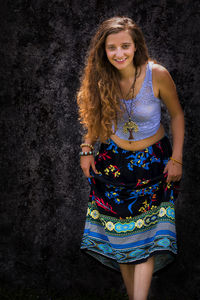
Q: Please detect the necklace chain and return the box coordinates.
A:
[117,66,139,142]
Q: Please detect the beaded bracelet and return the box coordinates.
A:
[170,157,183,165]
[79,150,94,156]
[80,143,94,150]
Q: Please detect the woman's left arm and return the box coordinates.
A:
[155,65,185,183]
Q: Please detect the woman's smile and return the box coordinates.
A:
[114,57,128,63]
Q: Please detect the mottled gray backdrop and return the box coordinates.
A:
[0,0,200,299]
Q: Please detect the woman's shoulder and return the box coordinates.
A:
[149,60,168,72]
[149,60,171,83]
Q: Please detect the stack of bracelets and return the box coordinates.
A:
[80,143,95,156]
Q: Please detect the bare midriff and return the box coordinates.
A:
[110,123,165,151]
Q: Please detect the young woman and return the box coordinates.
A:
[77,16,184,300]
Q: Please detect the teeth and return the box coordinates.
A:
[115,58,126,62]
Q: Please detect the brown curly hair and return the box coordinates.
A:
[77,16,151,143]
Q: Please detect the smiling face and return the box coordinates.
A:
[105,30,137,72]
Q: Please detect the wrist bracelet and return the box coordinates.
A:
[170,157,183,165]
[80,143,94,150]
[80,150,94,156]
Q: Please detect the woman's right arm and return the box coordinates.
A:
[80,138,99,178]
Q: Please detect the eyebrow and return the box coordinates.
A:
[106,42,132,46]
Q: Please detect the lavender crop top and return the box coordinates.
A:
[112,61,161,141]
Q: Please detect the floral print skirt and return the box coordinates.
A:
[80,135,180,274]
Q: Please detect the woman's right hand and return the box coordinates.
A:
[80,147,99,178]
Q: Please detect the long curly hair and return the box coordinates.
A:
[77,16,150,143]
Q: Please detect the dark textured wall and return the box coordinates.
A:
[0,0,200,298]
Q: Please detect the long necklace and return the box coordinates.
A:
[117,66,139,141]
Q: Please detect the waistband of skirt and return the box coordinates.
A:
[103,133,169,152]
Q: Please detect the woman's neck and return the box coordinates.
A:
[118,63,136,81]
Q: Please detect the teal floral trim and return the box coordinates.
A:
[87,201,175,235]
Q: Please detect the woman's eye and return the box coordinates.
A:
[122,45,129,49]
[108,46,115,50]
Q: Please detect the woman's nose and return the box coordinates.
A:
[115,47,124,57]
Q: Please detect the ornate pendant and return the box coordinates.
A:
[123,117,139,140]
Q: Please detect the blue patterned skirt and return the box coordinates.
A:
[80,135,180,274]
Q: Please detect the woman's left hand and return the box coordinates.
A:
[163,160,182,183]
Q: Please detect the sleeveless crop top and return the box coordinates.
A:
[112,61,161,141]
